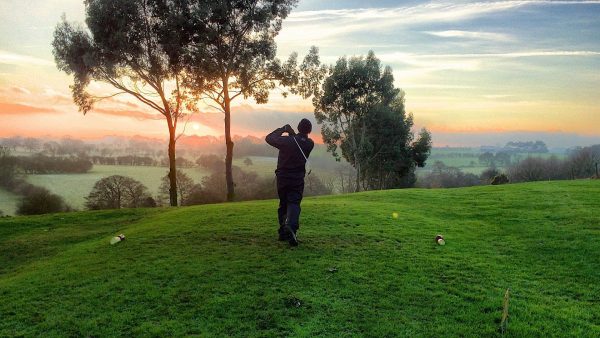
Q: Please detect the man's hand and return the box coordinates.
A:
[283,124,296,135]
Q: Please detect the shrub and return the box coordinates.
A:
[141,196,157,208]
[185,184,224,205]
[568,145,600,178]
[418,161,481,188]
[305,174,333,196]
[16,187,70,215]
[491,174,509,185]
[480,167,500,183]
[508,156,569,182]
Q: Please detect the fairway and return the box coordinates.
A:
[1,181,599,336]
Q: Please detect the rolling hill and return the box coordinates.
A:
[1,181,599,336]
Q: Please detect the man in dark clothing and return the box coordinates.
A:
[265,118,314,246]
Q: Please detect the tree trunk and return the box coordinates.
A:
[168,124,178,206]
[339,169,345,193]
[354,161,361,193]
[223,83,235,202]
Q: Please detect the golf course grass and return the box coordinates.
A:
[1,180,599,337]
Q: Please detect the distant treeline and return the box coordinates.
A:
[89,155,194,167]
[1,135,279,159]
[430,152,478,159]
[418,144,600,188]
[17,155,92,174]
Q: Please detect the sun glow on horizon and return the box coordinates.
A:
[1,0,600,147]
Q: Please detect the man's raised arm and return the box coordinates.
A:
[266,125,294,149]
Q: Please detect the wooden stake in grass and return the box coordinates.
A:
[501,288,510,335]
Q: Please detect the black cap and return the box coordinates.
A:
[298,118,312,134]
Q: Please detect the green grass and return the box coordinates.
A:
[1,181,599,337]
[233,156,278,176]
[0,188,19,215]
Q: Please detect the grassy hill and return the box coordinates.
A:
[1,181,599,337]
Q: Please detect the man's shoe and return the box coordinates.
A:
[278,232,288,241]
[278,226,288,241]
[284,225,298,247]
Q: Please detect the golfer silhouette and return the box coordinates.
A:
[265,119,314,246]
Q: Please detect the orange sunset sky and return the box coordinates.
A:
[1,0,600,147]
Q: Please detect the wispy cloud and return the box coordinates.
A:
[10,86,32,95]
[0,102,55,115]
[424,30,513,41]
[415,50,600,58]
[94,108,163,121]
[374,50,600,79]
[0,50,53,66]
[279,1,600,45]
[280,2,522,43]
[401,84,476,89]
[482,94,513,99]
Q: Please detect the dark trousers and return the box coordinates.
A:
[277,176,304,233]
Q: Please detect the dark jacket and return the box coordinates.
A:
[265,127,314,178]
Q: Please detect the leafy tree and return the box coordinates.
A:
[179,0,303,201]
[315,51,430,190]
[159,170,195,205]
[480,167,500,183]
[478,152,494,166]
[52,0,195,206]
[362,100,432,189]
[243,157,253,166]
[85,175,152,210]
[16,187,71,215]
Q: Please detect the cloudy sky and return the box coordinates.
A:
[1,0,599,146]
